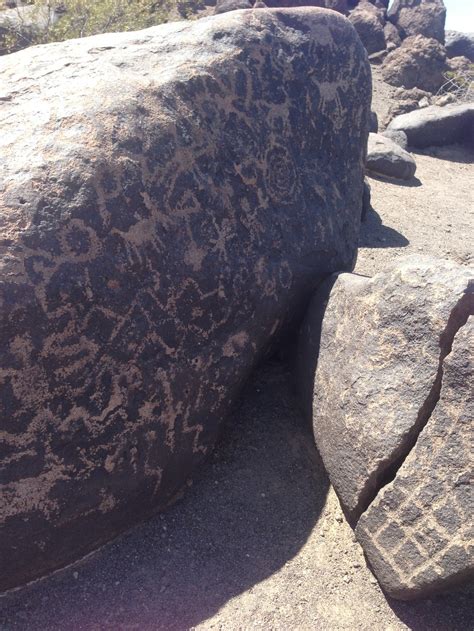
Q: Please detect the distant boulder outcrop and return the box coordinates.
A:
[388,0,446,43]
[381,34,447,92]
[0,7,370,592]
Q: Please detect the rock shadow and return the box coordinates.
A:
[359,206,410,249]
[387,585,474,631]
[0,360,329,631]
[367,172,423,188]
[412,144,474,165]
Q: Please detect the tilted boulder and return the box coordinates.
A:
[381,34,447,92]
[445,30,474,62]
[387,0,446,43]
[0,8,370,592]
[366,132,416,179]
[387,103,474,148]
[349,0,386,54]
[296,256,474,598]
[357,317,474,600]
[297,257,473,521]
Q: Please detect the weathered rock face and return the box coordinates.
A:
[381,34,447,92]
[0,8,370,592]
[264,0,348,11]
[349,1,386,54]
[383,21,401,51]
[356,317,474,600]
[387,104,474,148]
[387,0,446,43]
[366,132,416,179]
[296,256,474,599]
[381,128,408,149]
[214,0,252,14]
[445,30,474,62]
[297,257,473,522]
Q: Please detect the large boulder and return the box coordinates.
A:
[296,256,473,599]
[0,8,370,592]
[357,317,474,600]
[366,132,416,179]
[349,0,386,55]
[445,31,474,63]
[387,0,446,43]
[381,34,447,92]
[387,103,474,148]
[297,257,473,522]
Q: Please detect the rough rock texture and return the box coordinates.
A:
[264,0,348,12]
[381,34,447,92]
[356,317,474,600]
[366,132,416,179]
[387,103,474,148]
[383,21,401,51]
[349,1,386,54]
[387,0,446,43]
[296,257,473,523]
[446,55,473,75]
[445,30,474,62]
[0,8,370,593]
[381,128,408,149]
[214,0,252,14]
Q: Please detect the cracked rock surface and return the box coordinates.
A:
[356,316,474,600]
[296,255,473,598]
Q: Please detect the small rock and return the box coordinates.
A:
[366,132,416,179]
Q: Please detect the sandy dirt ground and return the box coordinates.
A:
[1,71,473,631]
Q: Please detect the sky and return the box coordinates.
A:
[387,0,474,33]
[443,0,474,32]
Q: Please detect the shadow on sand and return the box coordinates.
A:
[359,206,410,249]
[0,361,329,631]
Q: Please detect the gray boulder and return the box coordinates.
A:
[381,34,447,92]
[384,20,402,51]
[366,132,416,179]
[357,316,474,600]
[215,0,252,13]
[0,8,370,592]
[387,103,474,148]
[349,1,387,54]
[445,30,474,62]
[387,0,446,43]
[296,256,473,524]
[381,128,408,149]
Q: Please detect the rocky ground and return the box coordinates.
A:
[1,62,473,631]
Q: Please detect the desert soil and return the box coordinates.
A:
[0,69,473,631]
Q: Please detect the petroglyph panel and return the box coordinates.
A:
[0,8,370,590]
[356,318,474,599]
